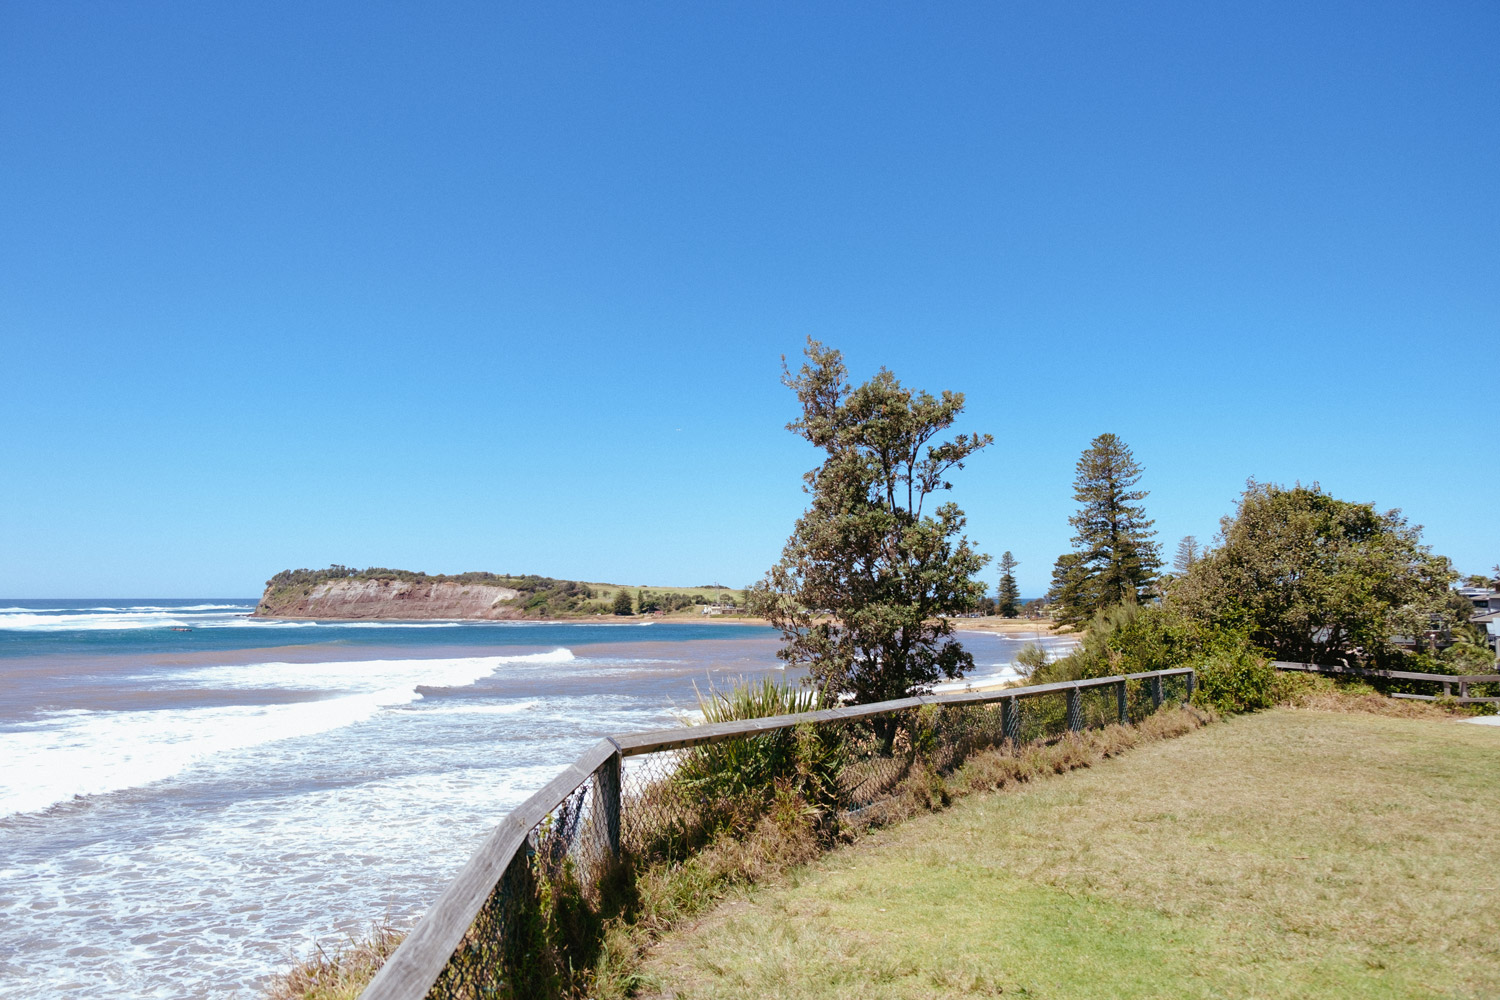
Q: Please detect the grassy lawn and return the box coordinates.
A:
[641,710,1500,1000]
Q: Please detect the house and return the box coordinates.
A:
[1458,587,1500,656]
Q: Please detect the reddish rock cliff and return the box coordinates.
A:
[254,578,525,620]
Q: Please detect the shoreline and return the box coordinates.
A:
[247,612,772,625]
[246,612,1061,634]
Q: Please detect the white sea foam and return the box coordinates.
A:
[415,699,543,716]
[0,611,202,631]
[0,650,576,819]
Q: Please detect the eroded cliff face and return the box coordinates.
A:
[254,578,525,620]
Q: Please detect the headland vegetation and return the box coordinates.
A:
[253,566,759,622]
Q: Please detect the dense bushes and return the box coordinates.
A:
[1192,648,1279,715]
[1034,603,1276,715]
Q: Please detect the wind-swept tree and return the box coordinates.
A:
[996,551,1021,617]
[754,340,992,705]
[1047,433,1161,626]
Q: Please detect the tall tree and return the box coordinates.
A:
[1172,481,1459,664]
[1048,433,1161,626]
[611,587,633,615]
[996,551,1021,618]
[1173,535,1200,575]
[754,340,992,705]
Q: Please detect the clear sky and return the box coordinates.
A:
[2,2,1496,598]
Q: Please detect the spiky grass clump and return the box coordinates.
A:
[674,679,845,807]
[264,925,403,1000]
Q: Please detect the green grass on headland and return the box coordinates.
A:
[641,708,1500,1000]
[257,564,753,619]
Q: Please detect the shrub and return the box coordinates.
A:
[1015,643,1048,677]
[1192,648,1277,715]
[674,679,845,809]
[1035,604,1276,718]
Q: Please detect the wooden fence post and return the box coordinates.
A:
[593,751,622,857]
[1066,687,1082,732]
[1117,680,1128,725]
[1002,696,1019,744]
[1151,674,1163,710]
[1185,670,1195,704]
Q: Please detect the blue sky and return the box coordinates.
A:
[2,2,1496,598]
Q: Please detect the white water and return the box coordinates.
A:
[0,608,1070,999]
[0,651,576,818]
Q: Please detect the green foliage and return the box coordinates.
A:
[632,590,704,614]
[1191,648,1278,715]
[996,551,1021,618]
[1170,481,1460,665]
[1047,434,1162,627]
[675,679,845,809]
[757,340,993,704]
[1442,638,1498,673]
[1033,603,1272,716]
[611,587,634,615]
[1014,643,1048,677]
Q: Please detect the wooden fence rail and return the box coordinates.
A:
[358,666,1194,1000]
[1273,661,1500,704]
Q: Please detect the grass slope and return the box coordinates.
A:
[642,710,1500,1000]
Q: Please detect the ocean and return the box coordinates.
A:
[0,599,1071,998]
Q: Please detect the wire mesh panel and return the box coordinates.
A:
[1017,689,1067,744]
[621,747,702,861]
[421,766,617,1000]
[426,842,552,1000]
[1162,671,1190,707]
[1076,685,1112,730]
[365,669,1194,1000]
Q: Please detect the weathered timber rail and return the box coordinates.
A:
[358,667,1195,1000]
[1273,661,1500,704]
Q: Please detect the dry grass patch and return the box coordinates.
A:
[264,925,402,1000]
[1276,672,1491,721]
[642,709,1500,1000]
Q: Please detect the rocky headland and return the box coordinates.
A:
[253,576,526,620]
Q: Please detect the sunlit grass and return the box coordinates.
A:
[642,709,1500,999]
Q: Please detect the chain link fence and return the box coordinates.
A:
[359,668,1194,1000]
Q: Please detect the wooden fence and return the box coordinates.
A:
[358,666,1196,1000]
[1273,661,1500,704]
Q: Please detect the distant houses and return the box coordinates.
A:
[1459,586,1500,657]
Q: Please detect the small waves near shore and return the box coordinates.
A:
[0,600,1074,999]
